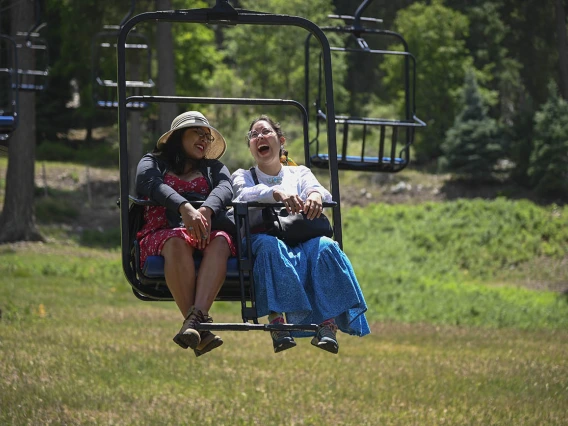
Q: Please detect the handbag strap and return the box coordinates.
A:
[248,167,285,233]
[249,167,259,185]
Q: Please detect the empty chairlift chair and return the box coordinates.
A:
[304,0,425,173]
[0,34,18,151]
[13,17,49,92]
[92,26,154,110]
[92,0,154,110]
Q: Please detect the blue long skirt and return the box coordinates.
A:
[249,234,370,337]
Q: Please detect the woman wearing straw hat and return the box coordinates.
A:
[135,111,235,357]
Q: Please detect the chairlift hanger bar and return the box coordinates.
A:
[125,94,314,182]
[327,14,382,24]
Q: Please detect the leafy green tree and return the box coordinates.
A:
[381,0,473,161]
[439,69,503,181]
[528,82,568,197]
[171,0,224,98]
[221,0,346,106]
[498,0,557,107]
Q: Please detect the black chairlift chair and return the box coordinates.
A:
[92,0,154,110]
[13,0,49,92]
[304,0,425,173]
[116,1,342,334]
[0,34,18,151]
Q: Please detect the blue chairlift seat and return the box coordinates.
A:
[0,115,15,131]
[133,241,249,302]
[311,153,406,172]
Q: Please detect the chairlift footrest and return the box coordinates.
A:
[195,323,319,332]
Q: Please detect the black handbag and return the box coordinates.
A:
[250,167,333,246]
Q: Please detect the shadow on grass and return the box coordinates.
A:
[439,178,567,206]
[79,227,121,249]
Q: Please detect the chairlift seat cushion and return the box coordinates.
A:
[142,255,241,279]
[97,101,149,109]
[0,115,15,130]
[316,154,405,165]
[311,154,407,172]
[140,255,248,301]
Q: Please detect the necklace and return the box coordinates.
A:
[266,176,283,184]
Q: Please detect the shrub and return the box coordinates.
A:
[35,197,80,223]
[440,69,504,181]
[344,199,568,328]
[528,81,568,197]
[79,227,121,248]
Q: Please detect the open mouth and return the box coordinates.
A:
[195,143,205,152]
[258,144,270,153]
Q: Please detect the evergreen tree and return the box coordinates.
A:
[528,82,568,197]
[440,69,503,181]
[380,0,473,161]
[509,94,535,186]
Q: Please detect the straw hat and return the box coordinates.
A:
[156,111,227,159]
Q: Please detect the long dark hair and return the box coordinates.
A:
[153,128,202,175]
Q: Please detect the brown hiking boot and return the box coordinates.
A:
[173,306,209,350]
[194,330,223,357]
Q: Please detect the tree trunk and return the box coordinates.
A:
[0,0,43,243]
[556,0,568,99]
[156,0,177,135]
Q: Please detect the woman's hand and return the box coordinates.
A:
[179,202,209,249]
[304,192,323,220]
[198,206,213,249]
[273,189,304,214]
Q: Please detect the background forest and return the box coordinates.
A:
[3,0,568,201]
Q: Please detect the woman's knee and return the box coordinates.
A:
[162,237,193,259]
[251,234,280,252]
[203,236,231,258]
[317,236,337,251]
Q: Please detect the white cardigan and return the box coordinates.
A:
[231,165,333,229]
[231,165,332,203]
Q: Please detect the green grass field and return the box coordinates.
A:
[1,194,568,425]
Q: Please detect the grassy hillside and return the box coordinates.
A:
[2,159,568,424]
[1,245,567,425]
[344,199,568,328]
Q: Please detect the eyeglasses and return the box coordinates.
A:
[247,128,274,141]
[191,128,214,143]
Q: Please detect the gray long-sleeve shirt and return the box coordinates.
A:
[135,153,233,217]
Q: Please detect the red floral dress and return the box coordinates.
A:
[137,174,236,266]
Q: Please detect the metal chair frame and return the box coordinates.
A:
[0,34,18,150]
[304,0,425,173]
[117,0,341,332]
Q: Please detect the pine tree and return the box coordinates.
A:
[528,81,568,197]
[440,69,503,181]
